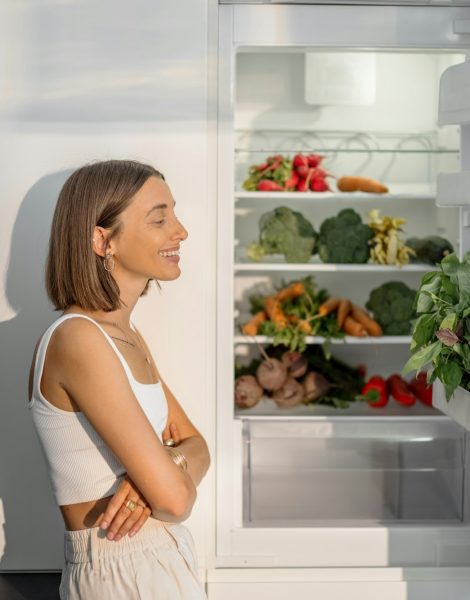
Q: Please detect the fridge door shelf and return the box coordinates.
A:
[242,418,466,526]
[434,380,470,432]
[437,171,470,206]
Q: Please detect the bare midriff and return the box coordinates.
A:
[60,496,113,531]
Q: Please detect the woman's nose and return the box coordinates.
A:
[174,218,188,242]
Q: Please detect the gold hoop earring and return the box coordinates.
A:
[103,252,115,273]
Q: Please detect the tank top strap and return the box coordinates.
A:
[32,313,134,404]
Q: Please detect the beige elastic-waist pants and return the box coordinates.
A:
[59,517,207,599]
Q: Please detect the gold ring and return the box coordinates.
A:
[137,501,146,509]
[125,499,137,512]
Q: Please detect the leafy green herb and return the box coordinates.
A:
[403,253,470,400]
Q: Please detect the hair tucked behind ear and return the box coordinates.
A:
[46,159,164,311]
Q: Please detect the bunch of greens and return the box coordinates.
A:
[247,206,318,264]
[247,276,342,352]
[403,253,470,400]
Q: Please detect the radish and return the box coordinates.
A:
[273,377,305,408]
[235,375,263,409]
[296,178,308,192]
[307,154,323,168]
[310,177,329,192]
[256,358,287,391]
[257,179,284,192]
[293,154,308,170]
[284,171,299,191]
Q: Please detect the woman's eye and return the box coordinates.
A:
[154,219,166,225]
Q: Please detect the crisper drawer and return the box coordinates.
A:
[243,419,467,526]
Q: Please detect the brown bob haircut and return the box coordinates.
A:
[46,159,164,312]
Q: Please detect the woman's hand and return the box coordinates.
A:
[162,421,181,446]
[99,422,180,541]
[99,476,151,541]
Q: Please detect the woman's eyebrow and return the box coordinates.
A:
[146,200,176,217]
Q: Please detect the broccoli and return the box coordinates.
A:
[247,206,318,263]
[318,208,373,264]
[366,281,417,335]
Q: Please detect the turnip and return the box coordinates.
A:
[281,351,308,379]
[256,358,287,392]
[235,375,263,409]
[272,377,305,408]
[303,371,331,402]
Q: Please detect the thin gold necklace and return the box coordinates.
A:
[99,320,152,366]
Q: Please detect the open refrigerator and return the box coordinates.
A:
[214,2,470,597]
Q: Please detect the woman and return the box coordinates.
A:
[28,160,210,599]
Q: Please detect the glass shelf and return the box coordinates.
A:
[235,148,459,155]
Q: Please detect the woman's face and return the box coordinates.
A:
[111,176,188,283]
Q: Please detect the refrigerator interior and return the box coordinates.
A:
[233,48,469,528]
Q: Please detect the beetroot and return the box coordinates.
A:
[281,351,308,378]
[256,358,287,391]
[235,375,263,409]
[273,377,305,408]
[303,372,331,402]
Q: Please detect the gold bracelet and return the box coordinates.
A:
[165,446,188,472]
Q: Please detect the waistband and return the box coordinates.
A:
[64,518,185,570]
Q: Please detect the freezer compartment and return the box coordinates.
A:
[243,419,466,526]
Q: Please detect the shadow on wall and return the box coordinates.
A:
[0,170,72,570]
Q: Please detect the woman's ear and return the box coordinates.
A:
[92,226,109,258]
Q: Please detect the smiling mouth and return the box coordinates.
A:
[159,250,180,258]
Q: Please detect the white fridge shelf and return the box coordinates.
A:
[234,335,412,345]
[235,397,441,419]
[234,261,433,273]
[235,184,437,202]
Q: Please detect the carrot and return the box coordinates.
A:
[287,314,312,334]
[242,311,267,336]
[317,297,341,317]
[264,297,289,329]
[351,305,383,336]
[276,282,305,303]
[343,316,367,337]
[337,176,388,194]
[337,299,352,328]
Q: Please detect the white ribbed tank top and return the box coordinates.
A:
[29,313,168,505]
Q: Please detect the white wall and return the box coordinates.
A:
[0,0,216,574]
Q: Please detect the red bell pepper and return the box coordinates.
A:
[387,374,417,406]
[408,372,433,406]
[362,375,388,408]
